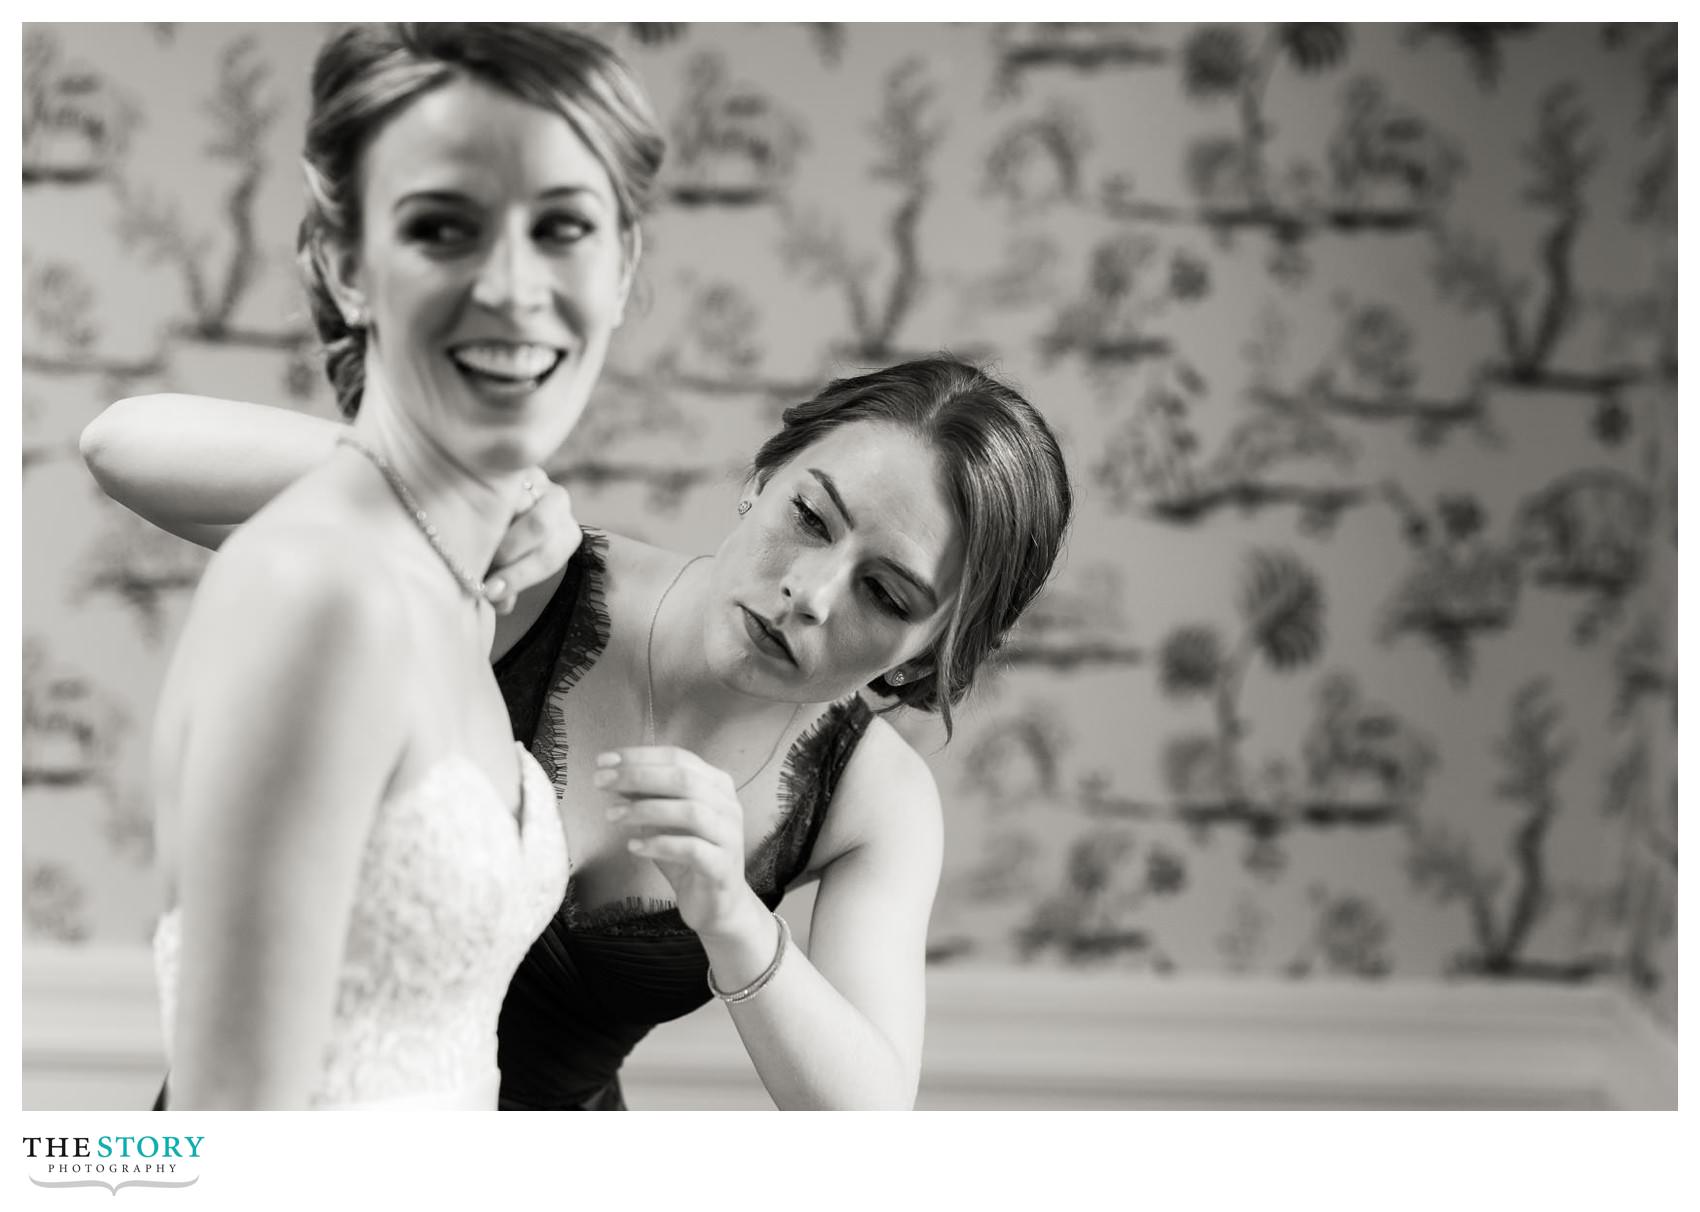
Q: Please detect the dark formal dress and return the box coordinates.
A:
[491,531,874,1110]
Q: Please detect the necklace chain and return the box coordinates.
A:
[339,435,487,600]
[644,555,804,794]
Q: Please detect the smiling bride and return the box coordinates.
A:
[141,23,661,1109]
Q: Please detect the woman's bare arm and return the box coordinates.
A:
[80,394,344,550]
[712,721,942,1108]
[604,718,941,1108]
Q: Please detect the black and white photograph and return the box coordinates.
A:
[17,16,1678,1141]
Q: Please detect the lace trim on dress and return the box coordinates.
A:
[746,696,874,895]
[566,895,691,937]
[530,530,612,792]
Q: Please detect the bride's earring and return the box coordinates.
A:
[737,500,752,516]
[888,669,906,686]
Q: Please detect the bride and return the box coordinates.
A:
[147,24,661,1108]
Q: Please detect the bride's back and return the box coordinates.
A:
[149,465,567,1108]
[149,463,514,904]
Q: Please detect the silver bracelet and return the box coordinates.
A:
[707,912,791,1005]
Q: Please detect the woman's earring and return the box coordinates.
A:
[344,305,366,330]
[737,500,752,516]
[888,669,906,686]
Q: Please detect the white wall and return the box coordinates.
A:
[23,945,1674,1111]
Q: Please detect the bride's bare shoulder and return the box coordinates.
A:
[194,513,404,639]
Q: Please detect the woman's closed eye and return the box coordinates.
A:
[791,494,828,539]
[867,579,910,619]
[792,495,911,619]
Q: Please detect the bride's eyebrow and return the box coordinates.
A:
[536,185,608,208]
[392,184,608,212]
[393,189,474,212]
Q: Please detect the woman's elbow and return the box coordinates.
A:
[865,1090,919,1111]
[829,1085,916,1111]
[841,1059,921,1110]
[778,1056,918,1110]
[78,397,141,489]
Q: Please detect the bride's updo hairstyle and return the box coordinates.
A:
[749,357,1074,741]
[297,23,664,417]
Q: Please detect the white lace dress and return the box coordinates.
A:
[153,743,567,1109]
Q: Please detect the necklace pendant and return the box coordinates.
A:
[338,434,486,601]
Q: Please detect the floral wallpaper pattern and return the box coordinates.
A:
[21,23,1676,1027]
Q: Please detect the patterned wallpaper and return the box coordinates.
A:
[21,23,1676,1026]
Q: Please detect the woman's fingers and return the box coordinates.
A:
[608,796,721,838]
[598,749,762,935]
[489,510,540,571]
[595,760,694,798]
[596,747,735,792]
[488,473,581,599]
[595,750,742,850]
[485,547,555,613]
[625,833,720,867]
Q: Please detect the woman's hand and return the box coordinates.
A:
[593,747,765,942]
[595,729,943,1108]
[483,470,581,615]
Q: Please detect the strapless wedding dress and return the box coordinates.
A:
[153,743,567,1109]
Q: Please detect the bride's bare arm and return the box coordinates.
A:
[80,394,342,550]
[167,532,405,1108]
[80,393,584,651]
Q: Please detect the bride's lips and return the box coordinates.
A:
[740,606,796,666]
[445,340,568,398]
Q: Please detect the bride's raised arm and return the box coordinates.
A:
[81,393,581,630]
[81,393,341,550]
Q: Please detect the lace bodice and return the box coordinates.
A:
[153,743,567,1109]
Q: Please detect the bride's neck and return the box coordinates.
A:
[347,387,516,589]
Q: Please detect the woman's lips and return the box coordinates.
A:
[740,606,795,666]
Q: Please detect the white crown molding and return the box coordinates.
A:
[21,945,1677,1110]
[1598,988,1679,1111]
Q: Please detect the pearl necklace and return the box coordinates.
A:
[338,435,486,600]
[644,556,804,793]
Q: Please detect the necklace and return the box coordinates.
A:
[339,434,486,600]
[644,555,805,793]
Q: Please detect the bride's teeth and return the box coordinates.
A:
[450,343,559,380]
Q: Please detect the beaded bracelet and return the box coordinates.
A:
[707,912,791,1005]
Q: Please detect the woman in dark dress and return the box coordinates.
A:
[84,26,1074,1111]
